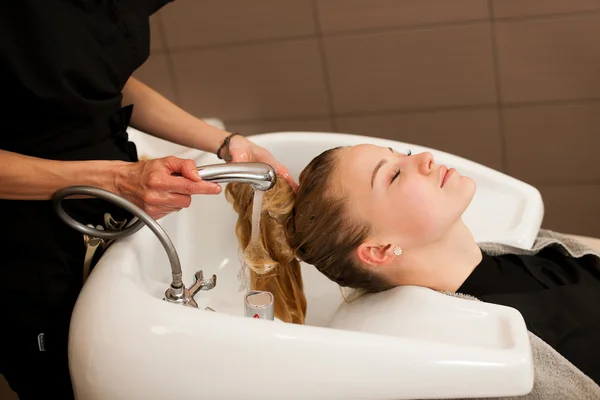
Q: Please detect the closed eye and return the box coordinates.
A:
[391,169,400,184]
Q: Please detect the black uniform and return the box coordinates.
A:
[458,246,600,385]
[0,1,170,398]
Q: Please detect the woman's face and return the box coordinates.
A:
[336,144,476,249]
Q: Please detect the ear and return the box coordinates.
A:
[356,242,394,267]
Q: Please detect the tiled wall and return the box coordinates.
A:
[135,0,599,239]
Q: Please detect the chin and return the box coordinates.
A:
[458,177,477,209]
[462,176,477,194]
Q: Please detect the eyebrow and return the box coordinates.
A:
[370,148,395,188]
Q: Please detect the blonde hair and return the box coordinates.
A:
[225,176,307,324]
[225,147,394,324]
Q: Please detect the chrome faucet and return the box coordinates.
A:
[194,162,277,191]
[52,161,277,309]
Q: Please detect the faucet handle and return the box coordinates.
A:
[193,270,204,283]
[188,270,217,296]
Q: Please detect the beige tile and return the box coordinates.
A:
[496,15,600,103]
[161,0,316,49]
[149,14,165,52]
[132,54,177,103]
[226,117,333,135]
[171,39,329,120]
[318,0,488,34]
[324,23,497,114]
[503,103,600,183]
[336,108,503,170]
[537,184,600,237]
[493,0,600,18]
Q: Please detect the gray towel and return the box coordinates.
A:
[439,229,600,399]
[342,230,600,399]
[439,292,600,400]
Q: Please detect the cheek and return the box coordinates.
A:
[392,183,448,238]
[446,176,477,214]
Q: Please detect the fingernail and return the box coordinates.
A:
[215,185,222,194]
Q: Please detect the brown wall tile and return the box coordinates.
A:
[171,39,329,120]
[161,0,316,49]
[318,0,488,34]
[336,108,503,170]
[149,14,165,52]
[226,117,333,136]
[503,103,600,183]
[152,2,600,239]
[537,184,600,237]
[133,54,177,103]
[493,0,600,19]
[496,15,600,103]
[324,23,497,114]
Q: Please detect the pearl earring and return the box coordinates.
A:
[393,246,403,256]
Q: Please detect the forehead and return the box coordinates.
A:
[332,145,388,217]
[336,144,386,188]
[338,144,384,171]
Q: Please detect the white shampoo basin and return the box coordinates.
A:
[69,132,542,400]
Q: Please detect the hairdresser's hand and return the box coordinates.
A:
[226,135,298,192]
[112,156,222,220]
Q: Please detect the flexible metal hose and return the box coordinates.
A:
[52,185,183,289]
[51,163,276,294]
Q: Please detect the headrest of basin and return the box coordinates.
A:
[327,285,500,347]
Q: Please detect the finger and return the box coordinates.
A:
[164,157,222,194]
[165,177,222,196]
[162,156,201,181]
[157,193,193,209]
[153,160,220,195]
[274,164,298,192]
[284,173,298,193]
[152,212,170,221]
[138,189,192,211]
[145,204,183,220]
[178,159,202,182]
[147,172,222,196]
[144,168,222,196]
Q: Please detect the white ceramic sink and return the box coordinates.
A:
[68,132,542,400]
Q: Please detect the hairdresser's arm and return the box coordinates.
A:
[0,149,125,200]
[122,77,298,190]
[0,149,221,219]
[121,76,229,154]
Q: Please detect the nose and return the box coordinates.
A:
[416,151,435,175]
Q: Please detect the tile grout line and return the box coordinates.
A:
[161,8,600,56]
[218,96,600,125]
[310,0,338,131]
[168,34,317,54]
[155,13,182,106]
[488,0,508,174]
[491,8,600,23]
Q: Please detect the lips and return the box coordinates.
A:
[440,166,454,187]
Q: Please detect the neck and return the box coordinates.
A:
[390,220,482,292]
